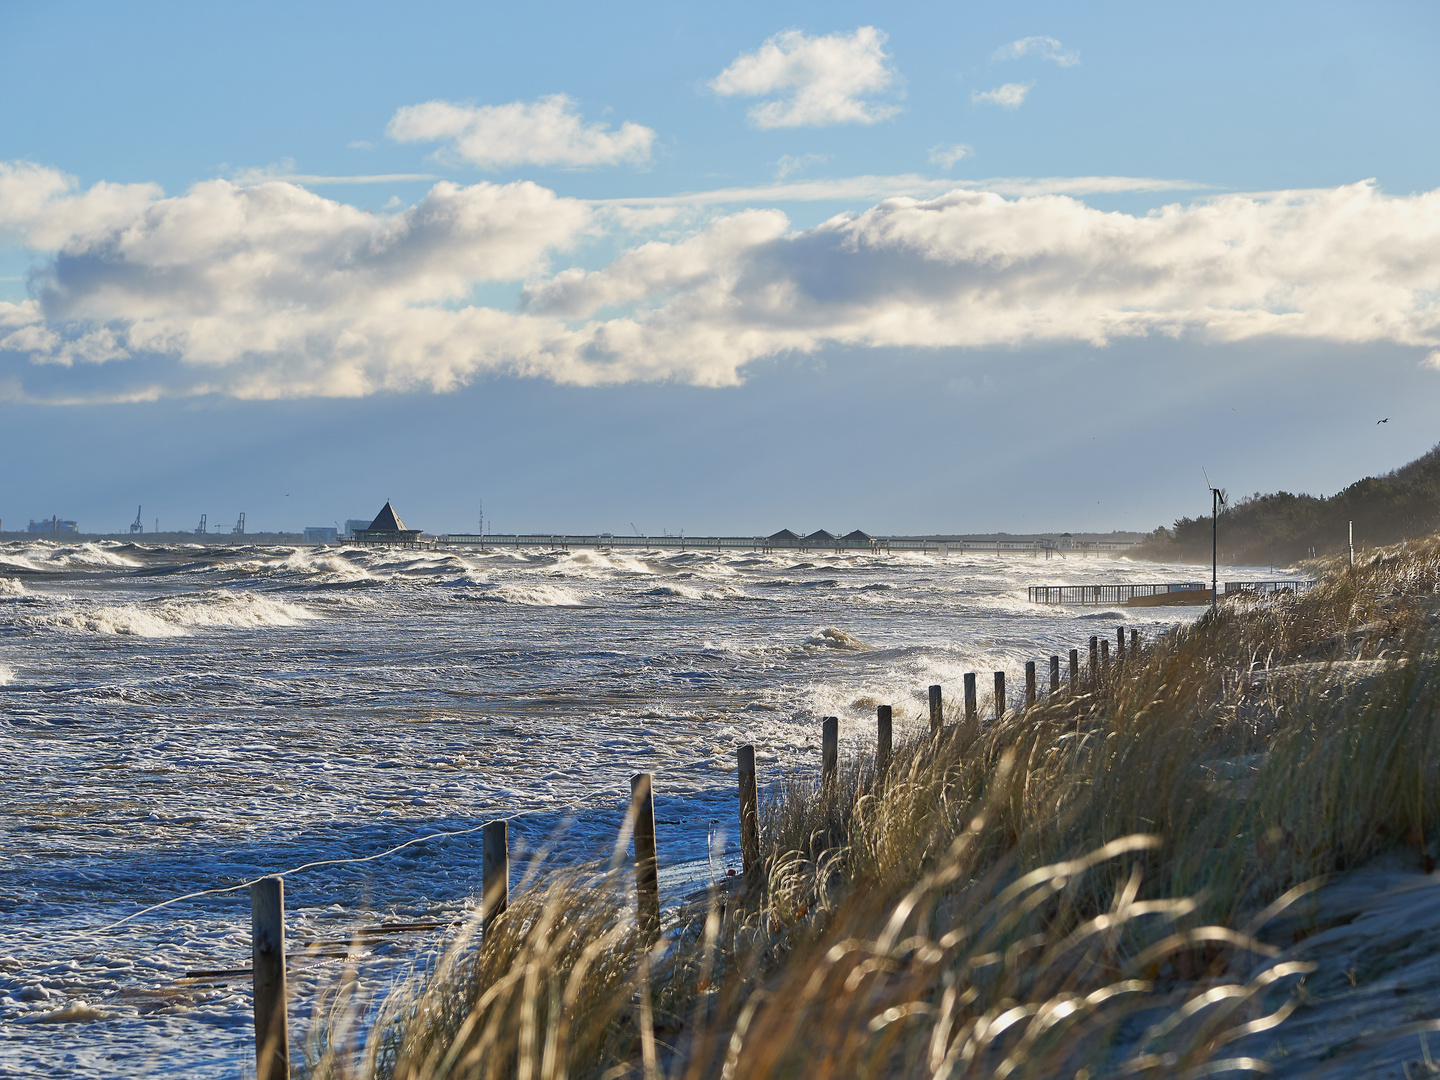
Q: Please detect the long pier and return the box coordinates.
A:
[423,534,1142,556]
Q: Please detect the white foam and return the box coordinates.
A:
[469,583,587,607]
[804,627,871,650]
[32,592,317,637]
[0,578,24,596]
[0,663,14,685]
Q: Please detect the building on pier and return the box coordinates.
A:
[351,501,424,545]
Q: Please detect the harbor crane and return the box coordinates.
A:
[194,514,207,536]
[130,506,143,534]
[232,512,245,535]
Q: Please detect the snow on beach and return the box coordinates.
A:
[0,539,1297,1077]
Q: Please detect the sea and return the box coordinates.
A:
[0,539,1296,1077]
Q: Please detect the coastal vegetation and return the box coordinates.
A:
[306,537,1440,1078]
[1135,442,1440,566]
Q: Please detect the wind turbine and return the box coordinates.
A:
[1203,468,1227,613]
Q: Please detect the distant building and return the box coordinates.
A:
[351,501,424,545]
[843,530,873,545]
[768,529,800,542]
[804,529,837,545]
[28,517,79,534]
[343,519,370,538]
[303,526,339,544]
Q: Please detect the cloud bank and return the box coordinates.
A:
[711,27,899,128]
[386,95,655,169]
[3,161,1440,402]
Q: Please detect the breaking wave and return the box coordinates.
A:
[0,578,24,596]
[804,627,871,650]
[462,583,587,607]
[644,584,747,601]
[0,663,13,685]
[29,592,317,637]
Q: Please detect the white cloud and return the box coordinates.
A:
[774,153,830,179]
[232,162,441,186]
[5,164,1440,403]
[993,36,1079,66]
[710,27,899,128]
[928,144,972,170]
[386,94,655,170]
[972,82,1034,109]
[1425,350,1440,371]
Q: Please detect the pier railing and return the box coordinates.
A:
[1028,582,1207,606]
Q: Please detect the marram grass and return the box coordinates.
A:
[304,537,1440,1079]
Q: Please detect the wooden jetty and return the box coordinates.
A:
[1029,579,1315,607]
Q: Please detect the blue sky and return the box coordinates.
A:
[2,1,1439,536]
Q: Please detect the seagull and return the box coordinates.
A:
[1378,418,1389,424]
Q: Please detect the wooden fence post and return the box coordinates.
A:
[928,685,943,738]
[1117,626,1126,661]
[1101,639,1110,682]
[1069,649,1080,691]
[994,671,1006,721]
[822,716,838,788]
[630,773,660,943]
[1089,636,1099,687]
[251,876,289,1080]
[481,819,508,933]
[876,706,892,782]
[1131,629,1139,654]
[1050,655,1060,696]
[1025,661,1036,708]
[964,673,977,726]
[736,745,760,893]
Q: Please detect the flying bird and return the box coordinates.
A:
[1378,418,1389,424]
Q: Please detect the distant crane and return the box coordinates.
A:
[232,512,245,535]
[130,506,144,534]
[194,514,207,536]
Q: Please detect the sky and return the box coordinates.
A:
[2,0,1439,537]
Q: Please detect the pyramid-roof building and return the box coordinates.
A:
[367,501,408,532]
[768,528,799,541]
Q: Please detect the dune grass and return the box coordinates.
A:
[304,538,1440,1079]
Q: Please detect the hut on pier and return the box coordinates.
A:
[351,501,424,546]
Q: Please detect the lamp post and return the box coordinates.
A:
[1208,482,1226,613]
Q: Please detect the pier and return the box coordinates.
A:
[423,533,1142,556]
[1028,579,1315,607]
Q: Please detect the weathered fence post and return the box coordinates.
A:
[1089,636,1099,686]
[876,705,892,782]
[1050,655,1060,695]
[481,819,509,933]
[1025,661,1036,707]
[964,673,977,726]
[251,876,289,1080]
[822,716,838,788]
[630,773,660,943]
[928,685,943,738]
[1117,626,1126,660]
[1069,649,1080,690]
[994,671,1006,721]
[1101,638,1110,680]
[736,745,760,894]
[1130,629,1139,654]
